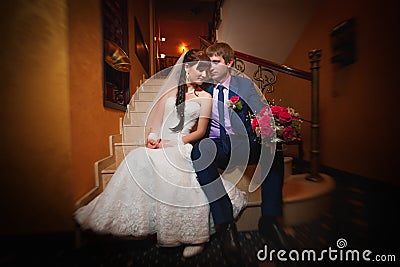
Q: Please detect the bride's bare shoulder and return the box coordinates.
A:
[197,90,212,99]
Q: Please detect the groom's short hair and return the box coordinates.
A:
[206,42,234,64]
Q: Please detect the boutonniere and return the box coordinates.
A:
[227,96,243,111]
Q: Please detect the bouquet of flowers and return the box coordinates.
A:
[251,104,302,143]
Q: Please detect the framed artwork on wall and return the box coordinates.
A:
[102,0,130,111]
[331,17,357,67]
[134,17,150,75]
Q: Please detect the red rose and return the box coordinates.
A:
[282,126,294,140]
[271,106,287,117]
[278,111,293,123]
[230,96,239,103]
[251,117,259,129]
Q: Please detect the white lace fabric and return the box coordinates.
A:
[75,97,247,246]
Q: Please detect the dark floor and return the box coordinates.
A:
[2,167,399,267]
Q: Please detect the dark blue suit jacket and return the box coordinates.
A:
[205,75,267,165]
[194,75,282,220]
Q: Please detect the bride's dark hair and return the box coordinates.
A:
[170,49,210,132]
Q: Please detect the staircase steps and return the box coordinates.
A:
[131,100,153,112]
[282,173,335,226]
[134,91,158,101]
[125,112,147,127]
[122,125,147,144]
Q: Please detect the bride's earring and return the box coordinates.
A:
[186,71,190,83]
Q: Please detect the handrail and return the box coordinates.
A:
[234,51,312,81]
[199,36,311,80]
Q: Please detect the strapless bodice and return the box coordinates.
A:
[160,97,201,140]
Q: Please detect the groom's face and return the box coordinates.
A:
[209,55,231,84]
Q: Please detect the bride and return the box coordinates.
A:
[74,49,247,258]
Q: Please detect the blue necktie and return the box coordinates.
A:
[217,85,226,138]
[217,85,229,156]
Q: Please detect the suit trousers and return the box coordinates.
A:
[191,138,234,225]
[261,147,284,217]
[192,137,284,223]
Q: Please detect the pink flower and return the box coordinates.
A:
[259,116,273,137]
[260,106,270,116]
[260,124,274,137]
[259,115,272,127]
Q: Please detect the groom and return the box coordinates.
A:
[191,42,287,262]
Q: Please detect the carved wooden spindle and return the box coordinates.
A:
[306,49,322,182]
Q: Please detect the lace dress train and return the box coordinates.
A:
[75,97,247,246]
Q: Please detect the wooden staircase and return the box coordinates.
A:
[75,77,335,232]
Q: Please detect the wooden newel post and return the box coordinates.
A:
[306,49,322,182]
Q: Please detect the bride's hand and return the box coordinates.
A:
[181,135,189,144]
[146,138,161,149]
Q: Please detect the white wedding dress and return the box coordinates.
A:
[75,97,247,246]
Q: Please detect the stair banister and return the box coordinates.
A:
[306,49,322,182]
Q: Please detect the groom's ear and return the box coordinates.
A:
[227,59,234,67]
